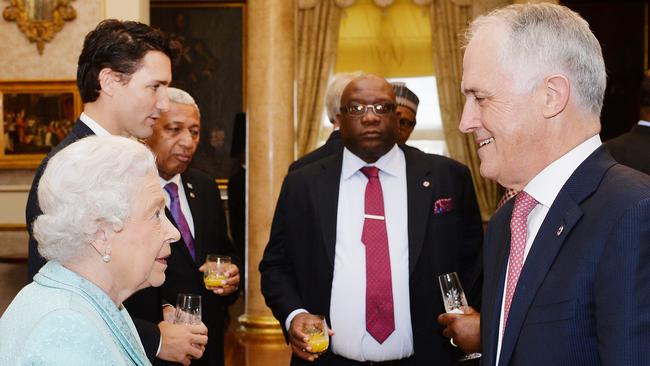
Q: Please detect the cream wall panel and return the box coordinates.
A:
[0,187,29,225]
[104,0,149,24]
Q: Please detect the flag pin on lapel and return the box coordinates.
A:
[189,192,196,198]
[422,181,430,187]
[556,225,564,237]
[187,183,194,189]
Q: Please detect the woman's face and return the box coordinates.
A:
[111,172,180,294]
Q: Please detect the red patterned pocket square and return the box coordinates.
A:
[434,197,453,214]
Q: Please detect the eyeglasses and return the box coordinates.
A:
[341,103,396,116]
[399,118,416,128]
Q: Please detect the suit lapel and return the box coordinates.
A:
[498,193,582,365]
[482,203,513,366]
[316,153,343,268]
[498,147,615,365]
[403,147,434,276]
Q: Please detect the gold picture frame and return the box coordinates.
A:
[0,80,82,169]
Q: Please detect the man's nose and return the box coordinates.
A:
[157,87,171,112]
[459,99,479,134]
[178,129,193,147]
[360,106,381,124]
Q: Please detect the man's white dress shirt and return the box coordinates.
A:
[79,112,111,136]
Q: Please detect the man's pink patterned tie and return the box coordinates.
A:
[502,191,538,334]
[360,166,395,344]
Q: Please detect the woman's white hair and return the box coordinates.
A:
[33,136,157,263]
[466,3,606,117]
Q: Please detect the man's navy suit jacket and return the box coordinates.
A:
[481,147,650,366]
[260,146,484,366]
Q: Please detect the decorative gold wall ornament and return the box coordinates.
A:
[3,0,77,55]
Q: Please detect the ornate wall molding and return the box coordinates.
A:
[3,0,77,55]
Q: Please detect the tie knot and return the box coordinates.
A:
[512,191,538,218]
[360,166,380,179]
[164,182,179,199]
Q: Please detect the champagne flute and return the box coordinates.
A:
[303,315,330,355]
[174,293,202,325]
[438,272,481,361]
[203,254,231,289]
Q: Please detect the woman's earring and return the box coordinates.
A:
[102,246,111,263]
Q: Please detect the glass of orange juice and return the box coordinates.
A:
[203,254,231,290]
[304,315,329,355]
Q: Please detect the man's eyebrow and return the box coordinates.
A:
[461,86,477,95]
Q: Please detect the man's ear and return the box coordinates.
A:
[542,74,570,119]
[98,68,120,97]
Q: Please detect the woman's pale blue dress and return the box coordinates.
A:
[0,261,151,365]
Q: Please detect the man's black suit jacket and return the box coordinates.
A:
[260,146,483,366]
[124,168,239,366]
[289,130,343,171]
[24,120,161,359]
[605,123,650,175]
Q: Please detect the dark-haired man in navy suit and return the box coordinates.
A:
[450,3,650,365]
[260,74,483,366]
[25,19,207,365]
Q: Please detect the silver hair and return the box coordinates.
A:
[326,71,365,122]
[466,3,606,116]
[33,136,157,263]
[167,87,200,115]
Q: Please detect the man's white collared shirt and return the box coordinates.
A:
[329,144,414,361]
[79,112,111,137]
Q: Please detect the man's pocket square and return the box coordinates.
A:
[434,198,453,214]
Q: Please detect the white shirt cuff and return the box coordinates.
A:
[285,308,308,331]
[156,336,162,356]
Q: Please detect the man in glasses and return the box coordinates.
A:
[391,82,420,145]
[260,74,483,365]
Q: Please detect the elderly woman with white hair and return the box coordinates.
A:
[0,136,204,365]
